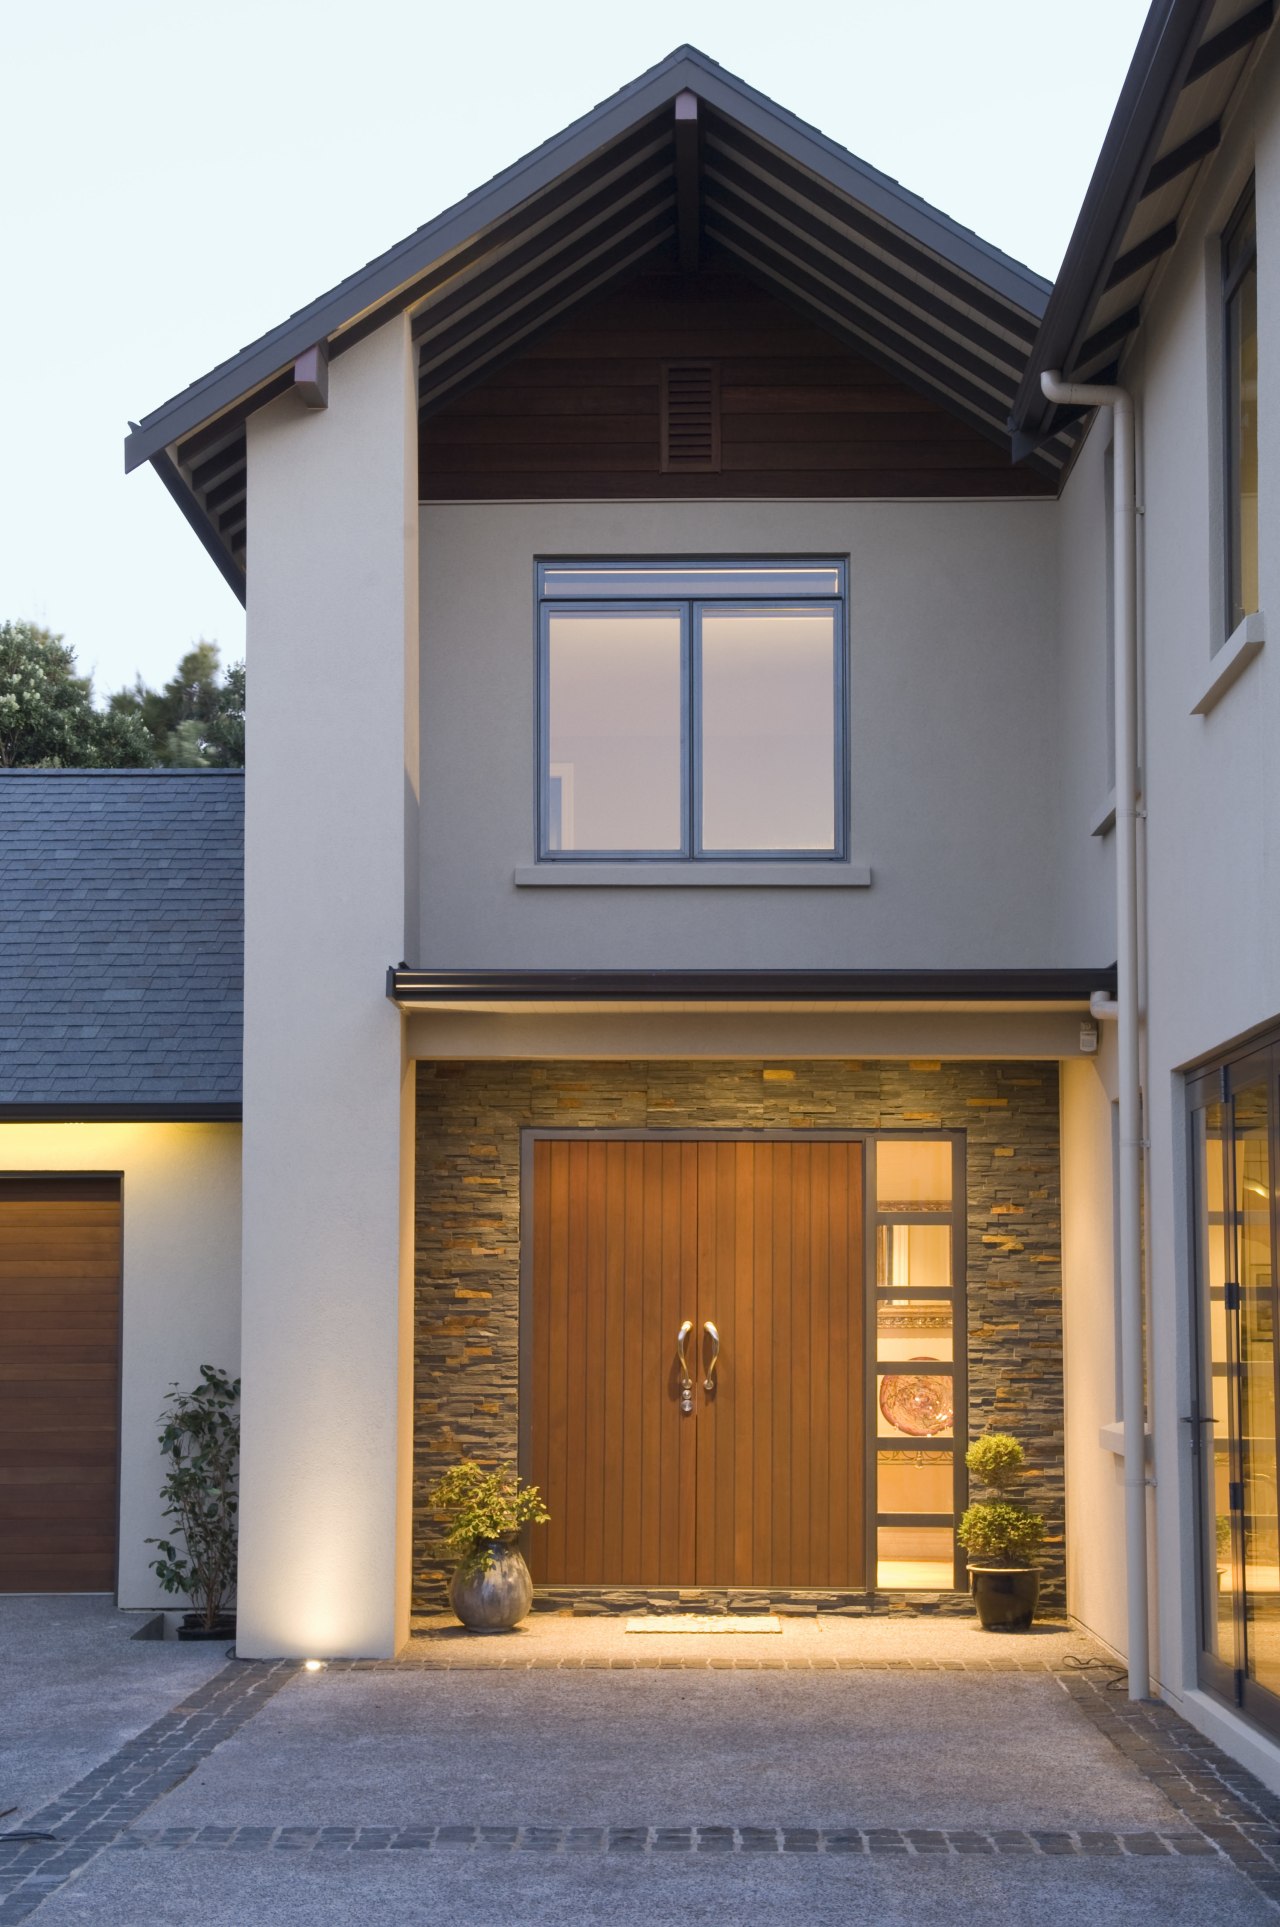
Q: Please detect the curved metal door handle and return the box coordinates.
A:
[676,1319,695,1413]
[703,1320,721,1394]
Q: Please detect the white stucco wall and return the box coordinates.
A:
[1059,1052,1130,1656]
[417,499,1073,971]
[1136,36,1280,1733]
[1054,417,1118,965]
[239,314,419,1658]
[1043,30,1280,1774]
[0,1121,241,1608]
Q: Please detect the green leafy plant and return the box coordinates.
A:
[1217,1513,1232,1561]
[958,1431,1045,1568]
[146,1366,240,1629]
[427,1461,549,1576]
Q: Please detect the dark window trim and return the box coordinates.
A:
[1188,1025,1280,1742]
[866,1132,969,1591]
[535,557,849,865]
[1222,177,1258,644]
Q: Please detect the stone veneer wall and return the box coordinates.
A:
[414,1060,1063,1610]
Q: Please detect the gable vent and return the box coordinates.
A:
[660,360,721,473]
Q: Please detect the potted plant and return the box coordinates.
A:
[428,1460,549,1632]
[146,1365,240,1641]
[958,1431,1045,1631]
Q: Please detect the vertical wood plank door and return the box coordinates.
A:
[527,1137,864,1589]
[694,1140,865,1588]
[528,1139,698,1586]
[0,1179,121,1592]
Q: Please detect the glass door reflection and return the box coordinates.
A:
[1236,1082,1280,1695]
[1193,1050,1280,1732]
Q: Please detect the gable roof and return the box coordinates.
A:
[1013,0,1277,453]
[0,772,243,1118]
[125,45,1066,603]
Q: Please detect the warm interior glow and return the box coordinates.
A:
[876,1140,952,1210]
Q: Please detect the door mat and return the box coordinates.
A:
[625,1614,783,1634]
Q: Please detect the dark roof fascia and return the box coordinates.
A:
[149,450,248,605]
[125,47,1050,479]
[1010,0,1218,455]
[0,1103,242,1123]
[388,966,1116,1005]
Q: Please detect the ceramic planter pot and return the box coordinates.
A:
[969,1565,1041,1631]
[448,1542,533,1631]
[177,1613,236,1642]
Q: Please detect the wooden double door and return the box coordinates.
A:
[526,1136,865,1589]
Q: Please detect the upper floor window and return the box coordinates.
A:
[1224,181,1259,637]
[537,560,847,860]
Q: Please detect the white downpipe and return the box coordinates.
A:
[1042,370,1149,1701]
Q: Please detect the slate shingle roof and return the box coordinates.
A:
[0,772,243,1113]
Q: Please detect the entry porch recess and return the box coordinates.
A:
[520,1127,968,1609]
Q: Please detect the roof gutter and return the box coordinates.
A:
[387,966,1118,1006]
[1041,368,1149,1704]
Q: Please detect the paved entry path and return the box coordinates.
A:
[4,1605,1280,1924]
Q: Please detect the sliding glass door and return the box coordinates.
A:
[1192,1043,1280,1731]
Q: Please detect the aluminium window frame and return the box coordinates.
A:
[1221,177,1258,644]
[1188,1033,1280,1742]
[535,557,850,864]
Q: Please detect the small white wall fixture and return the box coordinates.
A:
[238,316,419,1658]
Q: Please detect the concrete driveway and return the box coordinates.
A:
[3,1602,1279,1925]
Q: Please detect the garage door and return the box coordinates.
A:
[0,1178,121,1591]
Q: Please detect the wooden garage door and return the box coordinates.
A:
[527,1137,865,1589]
[0,1178,121,1591]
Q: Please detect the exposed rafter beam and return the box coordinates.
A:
[674,90,700,271]
[150,451,246,604]
[1186,0,1273,81]
[1079,306,1142,364]
[1141,120,1220,195]
[1105,220,1177,289]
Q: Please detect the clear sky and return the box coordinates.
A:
[2,0,1150,698]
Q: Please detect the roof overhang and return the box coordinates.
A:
[127,45,1062,603]
[388,967,1116,1012]
[1012,0,1276,457]
[0,1102,242,1123]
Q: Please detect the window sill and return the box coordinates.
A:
[513,862,873,888]
[1192,611,1265,715]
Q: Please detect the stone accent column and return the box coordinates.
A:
[237,317,418,1657]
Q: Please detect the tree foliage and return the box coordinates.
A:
[106,641,245,767]
[0,620,154,769]
[0,620,245,769]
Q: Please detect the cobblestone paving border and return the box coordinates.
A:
[1062,1671,1280,1909]
[107,1822,1225,1857]
[0,1660,296,1925]
[339,1647,1086,1671]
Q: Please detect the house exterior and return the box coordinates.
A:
[5,0,1280,1791]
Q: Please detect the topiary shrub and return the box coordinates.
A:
[958,1430,1045,1568]
[958,1500,1045,1565]
[965,1432,1025,1493]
